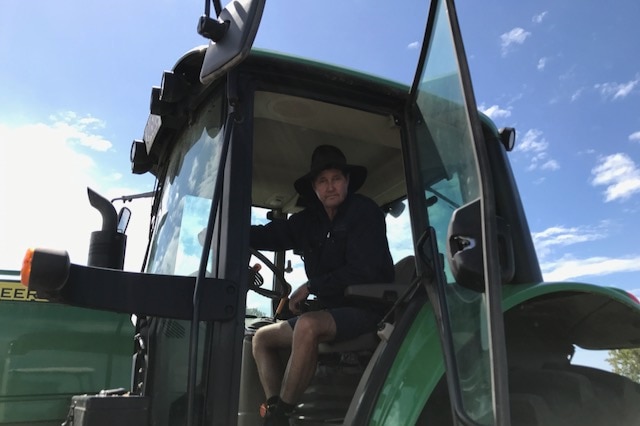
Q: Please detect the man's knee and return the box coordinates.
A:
[252,322,292,356]
[252,327,269,357]
[293,312,335,342]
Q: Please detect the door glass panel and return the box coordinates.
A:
[413,0,492,423]
[144,89,225,426]
[146,95,225,277]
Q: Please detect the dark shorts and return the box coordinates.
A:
[286,306,382,343]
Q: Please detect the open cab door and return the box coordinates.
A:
[403,0,510,424]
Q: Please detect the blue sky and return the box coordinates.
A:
[1,1,639,369]
[459,2,640,295]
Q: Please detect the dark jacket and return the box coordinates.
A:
[250,193,394,308]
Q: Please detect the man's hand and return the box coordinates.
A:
[288,283,310,315]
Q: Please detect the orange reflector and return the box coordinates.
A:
[21,248,35,287]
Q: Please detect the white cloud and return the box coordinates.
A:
[534,223,640,283]
[541,255,640,282]
[540,159,560,171]
[517,129,548,153]
[407,41,420,50]
[532,11,548,24]
[533,224,606,260]
[591,153,640,202]
[500,27,531,56]
[48,112,112,151]
[480,104,512,120]
[532,177,546,185]
[0,117,149,272]
[594,76,640,100]
[571,88,584,102]
[537,57,547,70]
[514,129,560,172]
[54,111,105,129]
[0,122,98,269]
[629,131,640,142]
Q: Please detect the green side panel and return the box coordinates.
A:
[500,281,639,311]
[0,277,134,425]
[370,305,444,426]
[371,281,640,424]
[501,281,640,350]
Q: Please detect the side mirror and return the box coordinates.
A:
[199,0,266,84]
[446,199,514,291]
[117,207,131,234]
[87,188,127,269]
[499,127,516,152]
[384,199,406,218]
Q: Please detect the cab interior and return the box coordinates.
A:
[250,90,406,214]
[240,89,416,425]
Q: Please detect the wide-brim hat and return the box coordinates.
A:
[294,145,367,197]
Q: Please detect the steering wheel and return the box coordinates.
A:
[248,247,293,300]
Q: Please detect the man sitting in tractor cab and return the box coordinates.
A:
[250,144,395,425]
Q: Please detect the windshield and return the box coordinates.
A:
[146,90,225,276]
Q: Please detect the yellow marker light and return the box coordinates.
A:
[20,248,35,287]
[19,248,70,300]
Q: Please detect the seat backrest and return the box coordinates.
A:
[342,255,416,303]
[393,255,416,285]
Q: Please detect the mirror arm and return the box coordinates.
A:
[198,0,228,41]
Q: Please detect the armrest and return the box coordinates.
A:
[344,283,411,304]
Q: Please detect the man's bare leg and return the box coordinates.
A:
[252,321,294,399]
[280,311,337,404]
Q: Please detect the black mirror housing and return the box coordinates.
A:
[447,199,515,291]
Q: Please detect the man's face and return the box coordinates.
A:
[312,168,349,211]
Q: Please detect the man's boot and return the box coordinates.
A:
[259,398,289,426]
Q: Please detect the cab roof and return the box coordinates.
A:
[141,48,412,213]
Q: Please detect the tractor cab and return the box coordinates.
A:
[121,0,513,422]
[19,0,516,423]
[18,0,640,425]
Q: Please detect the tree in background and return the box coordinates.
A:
[607,349,640,383]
